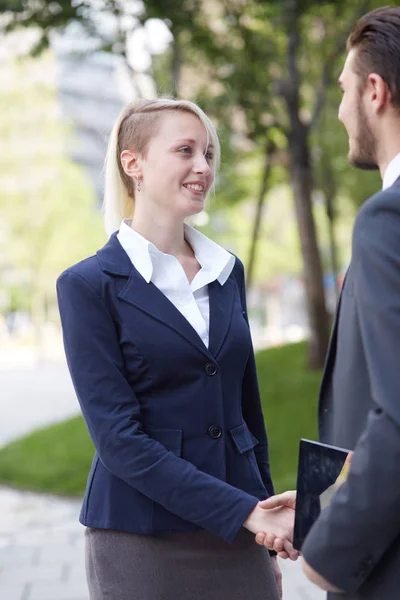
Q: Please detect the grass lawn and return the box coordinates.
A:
[0,341,321,496]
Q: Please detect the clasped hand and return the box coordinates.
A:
[244,490,299,560]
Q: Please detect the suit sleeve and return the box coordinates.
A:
[301,195,400,593]
[235,259,275,498]
[57,270,259,543]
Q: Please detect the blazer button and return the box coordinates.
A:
[205,363,218,376]
[208,425,222,439]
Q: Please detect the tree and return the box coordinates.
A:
[150,0,375,367]
[0,46,105,352]
[2,0,389,367]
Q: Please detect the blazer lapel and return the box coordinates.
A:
[119,269,213,360]
[318,269,349,403]
[98,233,233,360]
[392,175,400,189]
[208,278,235,358]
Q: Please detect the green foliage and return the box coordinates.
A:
[0,51,105,313]
[1,0,394,335]
[0,342,320,495]
[203,183,304,279]
[259,342,320,491]
[0,416,94,495]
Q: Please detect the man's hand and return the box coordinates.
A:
[260,490,297,510]
[270,556,282,599]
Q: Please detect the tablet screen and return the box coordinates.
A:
[293,438,350,550]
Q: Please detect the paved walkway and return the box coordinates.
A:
[0,356,324,599]
[0,361,79,447]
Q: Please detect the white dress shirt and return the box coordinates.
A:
[382,152,400,190]
[117,220,235,348]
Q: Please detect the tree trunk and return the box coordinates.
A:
[246,141,274,292]
[325,186,340,302]
[289,125,330,369]
[170,26,182,97]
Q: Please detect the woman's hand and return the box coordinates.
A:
[243,501,298,560]
[255,491,299,560]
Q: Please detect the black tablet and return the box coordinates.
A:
[293,438,351,551]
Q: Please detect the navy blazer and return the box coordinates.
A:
[56,232,274,543]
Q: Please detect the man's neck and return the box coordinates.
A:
[376,122,400,179]
[381,151,400,190]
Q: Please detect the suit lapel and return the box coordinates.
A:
[319,269,349,403]
[97,232,235,360]
[208,277,235,358]
[392,175,400,189]
[118,269,212,359]
[319,172,400,387]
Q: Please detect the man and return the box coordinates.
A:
[260,6,400,600]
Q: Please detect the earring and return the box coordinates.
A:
[137,178,141,192]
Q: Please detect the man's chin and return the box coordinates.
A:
[348,153,379,171]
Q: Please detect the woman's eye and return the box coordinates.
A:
[205,151,214,161]
[179,146,192,154]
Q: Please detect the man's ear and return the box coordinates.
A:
[120,150,142,179]
[367,72,390,114]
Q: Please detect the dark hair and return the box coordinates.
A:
[347,6,400,107]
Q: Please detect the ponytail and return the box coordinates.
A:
[102,108,135,237]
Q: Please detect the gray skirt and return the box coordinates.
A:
[85,527,280,600]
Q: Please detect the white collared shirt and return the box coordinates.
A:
[117,220,235,348]
[382,152,400,190]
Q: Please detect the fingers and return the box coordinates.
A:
[272,537,290,559]
[282,538,299,561]
[255,532,290,560]
[259,532,299,561]
[255,535,299,561]
[256,532,278,550]
[272,537,284,552]
[269,536,298,560]
[255,532,266,545]
[259,490,297,510]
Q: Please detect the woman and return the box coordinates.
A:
[57,98,295,600]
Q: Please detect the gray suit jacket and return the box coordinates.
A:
[301,177,400,599]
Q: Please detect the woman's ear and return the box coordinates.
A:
[120,150,142,179]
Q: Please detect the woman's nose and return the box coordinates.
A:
[193,152,211,175]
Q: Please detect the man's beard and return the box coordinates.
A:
[348,104,379,171]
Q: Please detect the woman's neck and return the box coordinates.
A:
[130,214,192,258]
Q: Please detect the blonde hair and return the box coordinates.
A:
[102,98,221,236]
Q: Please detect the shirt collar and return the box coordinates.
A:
[116,219,235,286]
[116,219,155,282]
[382,152,400,190]
[183,223,235,286]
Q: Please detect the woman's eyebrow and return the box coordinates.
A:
[174,138,214,149]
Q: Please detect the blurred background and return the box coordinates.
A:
[0,1,391,596]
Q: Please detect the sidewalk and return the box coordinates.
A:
[0,487,323,600]
[0,355,324,599]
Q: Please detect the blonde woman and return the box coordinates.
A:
[57,98,295,600]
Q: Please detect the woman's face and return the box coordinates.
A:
[137,111,215,219]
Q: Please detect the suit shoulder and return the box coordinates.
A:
[228,252,244,272]
[57,254,103,292]
[357,185,400,222]
[228,253,245,283]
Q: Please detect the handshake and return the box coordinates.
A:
[243,490,299,560]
